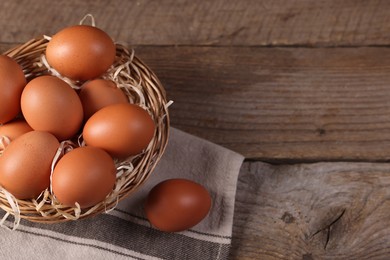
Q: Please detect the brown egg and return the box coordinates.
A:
[46,25,116,81]
[21,76,83,141]
[79,79,128,120]
[0,119,33,141]
[0,131,59,199]
[145,179,212,232]
[52,146,116,208]
[83,103,155,158]
[0,55,27,124]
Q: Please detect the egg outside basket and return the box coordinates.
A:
[0,37,170,227]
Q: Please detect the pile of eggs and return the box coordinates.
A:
[0,23,212,232]
[0,25,155,209]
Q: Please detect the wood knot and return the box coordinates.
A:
[316,128,326,136]
[281,212,295,224]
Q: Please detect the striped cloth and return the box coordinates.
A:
[0,128,244,260]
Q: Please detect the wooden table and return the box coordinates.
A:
[2,1,390,259]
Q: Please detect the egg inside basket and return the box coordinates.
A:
[0,34,170,226]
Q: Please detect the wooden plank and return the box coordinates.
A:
[0,0,389,46]
[230,161,390,259]
[2,42,390,161]
[132,46,390,161]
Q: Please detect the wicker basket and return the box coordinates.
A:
[0,37,170,226]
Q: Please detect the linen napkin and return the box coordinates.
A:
[0,128,244,260]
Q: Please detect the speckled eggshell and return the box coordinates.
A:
[145,179,212,232]
[0,55,27,124]
[83,103,155,158]
[79,79,128,120]
[0,131,59,199]
[46,25,116,81]
[21,76,83,141]
[52,146,116,209]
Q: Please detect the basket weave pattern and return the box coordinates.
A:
[0,37,169,224]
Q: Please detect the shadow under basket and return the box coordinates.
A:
[0,37,170,225]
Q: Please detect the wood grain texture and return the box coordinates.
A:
[132,46,390,161]
[1,2,389,259]
[230,161,390,259]
[2,42,390,161]
[0,0,389,46]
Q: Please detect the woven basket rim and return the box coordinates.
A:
[0,36,170,226]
